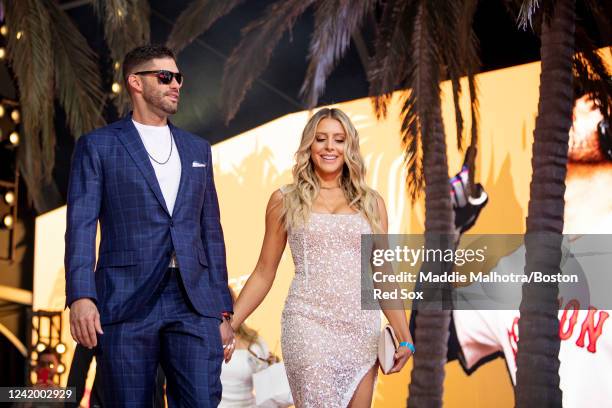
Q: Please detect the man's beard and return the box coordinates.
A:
[143,87,179,115]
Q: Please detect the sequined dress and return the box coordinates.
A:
[281,211,381,407]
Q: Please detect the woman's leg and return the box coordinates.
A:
[348,364,378,408]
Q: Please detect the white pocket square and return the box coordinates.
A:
[192,161,207,168]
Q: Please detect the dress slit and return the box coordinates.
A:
[340,359,379,408]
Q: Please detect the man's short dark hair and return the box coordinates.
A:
[122,44,176,86]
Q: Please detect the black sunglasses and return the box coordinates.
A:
[134,70,183,85]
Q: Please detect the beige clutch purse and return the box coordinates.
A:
[377,324,398,374]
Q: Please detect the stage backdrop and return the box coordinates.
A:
[32,50,611,406]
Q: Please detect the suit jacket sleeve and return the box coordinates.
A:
[201,142,233,313]
[64,135,102,307]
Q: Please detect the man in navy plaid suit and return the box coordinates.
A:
[65,45,235,407]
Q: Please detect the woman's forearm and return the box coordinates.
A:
[382,308,412,344]
[231,267,275,330]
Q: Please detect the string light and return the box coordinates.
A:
[35,343,46,353]
[9,131,19,146]
[0,105,4,117]
[114,61,120,71]
[111,82,121,94]
[117,9,123,17]
[55,343,66,354]
[30,353,38,367]
[16,31,23,40]
[0,48,5,59]
[2,214,13,229]
[10,109,20,123]
[4,191,15,205]
[0,25,8,36]
[57,364,65,374]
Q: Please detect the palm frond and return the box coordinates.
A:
[221,0,316,122]
[368,0,417,118]
[299,0,374,108]
[517,0,540,29]
[92,0,129,28]
[460,0,481,154]
[467,73,480,183]
[400,1,442,202]
[517,0,554,30]
[432,0,469,150]
[431,0,463,78]
[93,0,150,115]
[400,89,423,201]
[167,0,245,54]
[451,77,464,150]
[4,0,55,197]
[46,0,106,138]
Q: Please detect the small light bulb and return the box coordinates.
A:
[114,61,120,71]
[0,48,6,59]
[3,214,13,228]
[9,131,19,146]
[0,25,8,36]
[16,31,23,40]
[57,363,65,374]
[0,105,4,117]
[36,342,46,352]
[11,109,20,123]
[55,343,66,354]
[111,82,121,94]
[4,191,15,205]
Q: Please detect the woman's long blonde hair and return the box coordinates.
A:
[281,108,382,233]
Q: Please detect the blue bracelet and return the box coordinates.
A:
[399,341,416,354]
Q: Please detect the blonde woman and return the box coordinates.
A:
[229,108,413,407]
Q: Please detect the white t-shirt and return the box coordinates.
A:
[453,237,612,407]
[133,120,182,215]
[219,340,270,407]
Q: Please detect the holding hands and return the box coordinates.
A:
[220,318,236,363]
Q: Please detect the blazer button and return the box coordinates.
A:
[170,220,174,227]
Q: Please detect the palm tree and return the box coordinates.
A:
[508,0,611,406]
[2,0,151,211]
[166,0,245,54]
[92,0,150,115]
[216,1,480,406]
[3,0,106,212]
[370,2,480,406]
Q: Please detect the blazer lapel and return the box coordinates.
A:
[116,116,171,216]
[169,121,190,218]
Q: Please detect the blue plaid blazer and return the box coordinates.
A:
[65,115,233,324]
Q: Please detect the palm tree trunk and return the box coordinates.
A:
[407,4,455,403]
[408,101,454,408]
[515,0,575,406]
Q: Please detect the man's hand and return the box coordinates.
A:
[219,319,235,363]
[69,298,103,349]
